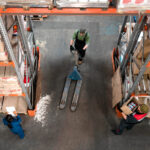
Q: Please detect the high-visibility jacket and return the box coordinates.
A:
[133,112,147,122]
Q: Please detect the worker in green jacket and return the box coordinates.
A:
[70,29,90,65]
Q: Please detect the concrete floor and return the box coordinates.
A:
[0,16,150,150]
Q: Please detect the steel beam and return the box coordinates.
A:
[117,16,128,46]
[17,15,34,74]
[122,53,150,103]
[1,8,150,15]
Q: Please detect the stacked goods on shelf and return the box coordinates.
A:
[131,29,150,95]
[119,22,135,43]
[0,66,24,95]
[117,0,150,12]
[1,0,52,5]
[118,22,135,63]
[122,30,150,96]
[56,0,110,8]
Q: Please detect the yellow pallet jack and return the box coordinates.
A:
[59,51,82,111]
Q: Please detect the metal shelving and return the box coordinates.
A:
[0,15,39,110]
[113,15,150,107]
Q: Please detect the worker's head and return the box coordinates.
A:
[79,29,86,36]
[138,104,149,114]
[5,114,14,122]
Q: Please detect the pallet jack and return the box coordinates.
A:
[59,50,82,111]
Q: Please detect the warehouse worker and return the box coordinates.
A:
[70,29,90,65]
[112,104,149,135]
[3,114,25,139]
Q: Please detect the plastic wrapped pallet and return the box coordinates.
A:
[3,67,22,95]
[117,0,150,12]
[2,96,27,114]
[56,0,109,8]
[0,66,24,95]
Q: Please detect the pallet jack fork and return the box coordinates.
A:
[59,51,82,111]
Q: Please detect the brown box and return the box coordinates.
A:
[17,97,27,114]
[121,97,138,115]
[132,58,150,75]
[2,96,27,114]
[112,67,122,108]
[137,39,150,59]
[2,96,18,113]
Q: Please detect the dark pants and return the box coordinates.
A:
[77,49,86,61]
[75,40,86,61]
[115,115,139,134]
[118,119,135,134]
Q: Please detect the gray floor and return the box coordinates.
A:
[0,16,150,150]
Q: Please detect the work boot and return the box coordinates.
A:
[111,129,122,135]
[78,60,82,65]
[71,50,76,55]
[126,126,133,130]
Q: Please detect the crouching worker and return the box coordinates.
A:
[3,114,25,139]
[112,104,149,135]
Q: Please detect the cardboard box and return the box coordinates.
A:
[121,97,138,115]
[137,39,150,59]
[132,58,150,75]
[112,67,122,108]
[2,96,27,114]
[2,96,18,113]
[17,97,27,114]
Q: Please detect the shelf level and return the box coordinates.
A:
[0,61,15,67]
[1,7,150,15]
[0,93,25,96]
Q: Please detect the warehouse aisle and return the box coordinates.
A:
[0,16,150,150]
